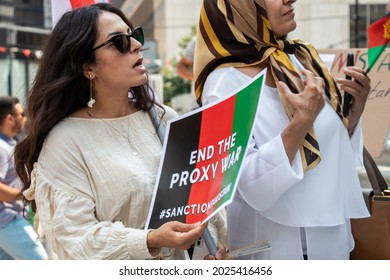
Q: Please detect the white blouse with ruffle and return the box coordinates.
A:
[25,106,226,259]
[201,61,369,259]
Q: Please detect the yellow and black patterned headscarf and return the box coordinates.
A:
[194,0,347,171]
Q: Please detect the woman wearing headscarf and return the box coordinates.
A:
[194,0,371,260]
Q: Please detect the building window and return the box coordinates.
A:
[350,3,387,48]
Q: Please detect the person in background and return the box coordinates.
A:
[14,3,226,260]
[176,36,199,111]
[194,0,371,260]
[176,37,196,82]
[0,183,21,202]
[0,96,48,260]
[387,0,390,15]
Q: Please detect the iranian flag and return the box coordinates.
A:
[367,14,390,73]
[145,71,266,229]
[51,0,110,26]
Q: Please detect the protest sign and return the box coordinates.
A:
[145,70,266,229]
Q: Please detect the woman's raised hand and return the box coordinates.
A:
[277,69,325,128]
[277,69,325,164]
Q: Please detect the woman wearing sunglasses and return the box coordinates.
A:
[13,3,226,260]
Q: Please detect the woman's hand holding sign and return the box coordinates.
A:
[147,221,207,252]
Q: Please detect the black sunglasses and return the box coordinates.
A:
[91,26,144,53]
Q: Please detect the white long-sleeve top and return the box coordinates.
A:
[201,58,370,259]
[25,105,226,260]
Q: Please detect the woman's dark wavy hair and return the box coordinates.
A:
[14,3,160,210]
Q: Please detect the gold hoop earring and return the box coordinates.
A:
[87,75,96,108]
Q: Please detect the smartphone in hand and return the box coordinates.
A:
[342,52,354,117]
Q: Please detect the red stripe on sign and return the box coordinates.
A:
[186,95,236,224]
[70,0,96,9]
